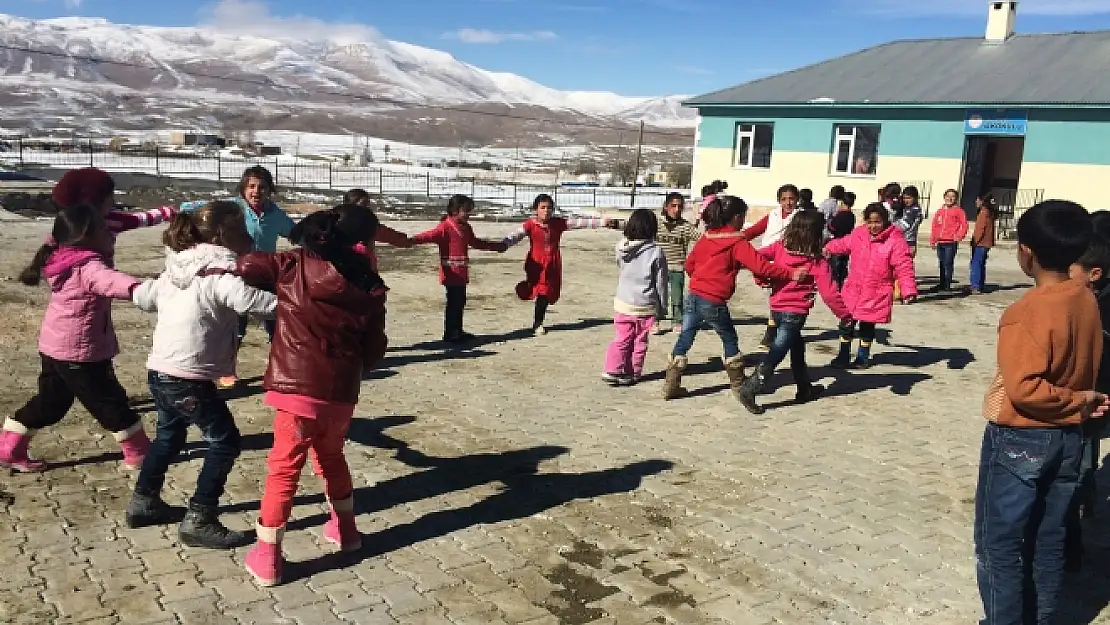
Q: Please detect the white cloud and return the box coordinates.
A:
[856,0,1110,16]
[441,29,558,44]
[197,0,383,44]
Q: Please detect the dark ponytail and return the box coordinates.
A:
[702,195,748,229]
[19,203,104,286]
[294,207,386,294]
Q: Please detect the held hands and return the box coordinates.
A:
[495,241,509,253]
[1081,391,1110,420]
[790,267,811,282]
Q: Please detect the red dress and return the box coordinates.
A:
[507,217,607,303]
[413,217,500,286]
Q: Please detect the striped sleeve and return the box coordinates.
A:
[566,217,606,230]
[105,206,177,234]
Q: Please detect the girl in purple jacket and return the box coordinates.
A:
[823,203,918,369]
[0,204,147,473]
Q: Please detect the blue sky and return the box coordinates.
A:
[12,0,1110,96]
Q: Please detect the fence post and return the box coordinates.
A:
[471,179,476,198]
[216,155,222,182]
[593,188,597,208]
[89,139,94,167]
[154,145,160,176]
[18,138,23,167]
[426,173,431,199]
[328,163,333,190]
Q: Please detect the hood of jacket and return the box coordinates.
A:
[162,243,239,289]
[617,238,656,262]
[768,244,818,271]
[43,246,102,279]
[699,226,746,256]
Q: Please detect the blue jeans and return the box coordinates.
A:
[671,293,740,359]
[974,423,1083,625]
[135,372,242,508]
[937,243,958,290]
[761,312,810,388]
[970,246,990,292]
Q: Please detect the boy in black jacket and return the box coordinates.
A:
[1065,211,1110,571]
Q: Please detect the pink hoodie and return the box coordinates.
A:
[824,225,917,324]
[756,242,850,320]
[38,247,139,363]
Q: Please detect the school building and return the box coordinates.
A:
[684,1,1110,223]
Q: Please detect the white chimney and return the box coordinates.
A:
[986,1,1018,43]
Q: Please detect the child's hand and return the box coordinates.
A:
[400,237,414,249]
[791,267,810,282]
[1082,391,1110,419]
[496,242,509,253]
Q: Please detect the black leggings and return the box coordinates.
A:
[839,320,876,343]
[533,296,549,329]
[14,354,140,434]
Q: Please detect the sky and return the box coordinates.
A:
[11,0,1110,96]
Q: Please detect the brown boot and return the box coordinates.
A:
[724,354,748,400]
[662,355,687,400]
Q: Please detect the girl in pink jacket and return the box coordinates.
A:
[0,204,147,473]
[739,211,853,414]
[824,203,918,369]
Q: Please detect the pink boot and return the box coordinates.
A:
[0,420,47,473]
[245,523,284,587]
[114,424,151,471]
[323,496,362,552]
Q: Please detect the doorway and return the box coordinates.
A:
[959,136,1025,219]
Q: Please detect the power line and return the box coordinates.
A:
[0,42,696,140]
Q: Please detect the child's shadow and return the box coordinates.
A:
[1059,454,1110,623]
[281,458,675,583]
[756,367,932,410]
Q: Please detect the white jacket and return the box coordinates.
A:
[133,243,276,381]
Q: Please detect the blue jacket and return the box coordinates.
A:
[181,198,295,253]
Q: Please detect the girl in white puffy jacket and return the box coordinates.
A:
[125,200,276,550]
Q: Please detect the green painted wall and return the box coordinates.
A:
[696,106,1110,165]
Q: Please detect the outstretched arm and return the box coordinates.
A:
[106,206,176,234]
[501,224,528,248]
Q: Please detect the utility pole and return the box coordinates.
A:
[629,120,645,208]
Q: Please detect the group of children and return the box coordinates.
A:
[5,162,1105,616]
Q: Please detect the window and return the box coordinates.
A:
[831,124,881,175]
[734,123,773,168]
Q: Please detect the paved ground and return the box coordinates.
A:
[1,220,1108,625]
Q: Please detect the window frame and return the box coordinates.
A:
[732,122,774,170]
[829,123,881,177]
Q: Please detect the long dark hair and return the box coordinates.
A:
[20,204,107,286]
[782,210,824,257]
[163,201,244,252]
[290,205,386,294]
[978,191,998,217]
[237,165,276,198]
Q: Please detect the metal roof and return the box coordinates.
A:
[684,31,1110,107]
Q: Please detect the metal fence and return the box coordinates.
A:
[993,188,1045,239]
[0,138,689,210]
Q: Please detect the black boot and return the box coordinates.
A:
[794,383,825,404]
[179,502,252,550]
[830,341,852,369]
[738,364,766,415]
[126,491,186,529]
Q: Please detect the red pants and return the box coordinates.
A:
[259,410,353,528]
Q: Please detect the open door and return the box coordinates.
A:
[960,136,989,220]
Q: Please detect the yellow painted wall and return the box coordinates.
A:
[1015,162,1110,211]
[693,147,963,210]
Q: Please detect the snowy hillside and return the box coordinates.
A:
[0,13,696,137]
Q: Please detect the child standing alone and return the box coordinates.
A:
[0,205,147,472]
[654,192,700,334]
[237,207,389,586]
[125,201,276,549]
[602,209,668,386]
[663,196,807,402]
[974,200,1107,625]
[929,189,969,292]
[411,195,507,343]
[739,211,853,413]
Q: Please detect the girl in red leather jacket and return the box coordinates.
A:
[235,206,389,587]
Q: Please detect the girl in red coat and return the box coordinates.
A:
[411,195,507,343]
[501,194,618,335]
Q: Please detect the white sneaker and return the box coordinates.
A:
[601,372,623,385]
[534,325,547,336]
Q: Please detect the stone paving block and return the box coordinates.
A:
[149,571,211,603]
[112,590,177,624]
[211,576,272,607]
[137,547,194,576]
[427,584,498,619]
[466,541,527,574]
[443,607,510,625]
[378,581,438,617]
[319,580,386,614]
[164,594,226,625]
[271,580,331,610]
[41,580,110,621]
[394,608,456,625]
[451,563,504,597]
[221,600,286,624]
[394,556,462,592]
[481,588,548,623]
[276,601,349,624]
[339,605,400,624]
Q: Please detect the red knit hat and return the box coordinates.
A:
[52,168,116,208]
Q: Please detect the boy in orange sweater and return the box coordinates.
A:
[974,200,1107,625]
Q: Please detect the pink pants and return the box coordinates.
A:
[260,410,353,528]
[603,313,655,377]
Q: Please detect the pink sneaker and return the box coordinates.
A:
[245,523,284,587]
[0,426,47,473]
[322,497,361,552]
[115,425,151,471]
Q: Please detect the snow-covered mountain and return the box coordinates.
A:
[0,14,696,141]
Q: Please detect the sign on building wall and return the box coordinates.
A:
[964,109,1028,136]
